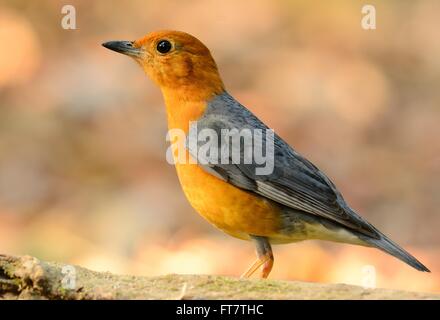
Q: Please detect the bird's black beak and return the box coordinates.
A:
[102,41,142,58]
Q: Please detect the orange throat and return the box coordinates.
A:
[160,87,282,241]
[162,88,213,132]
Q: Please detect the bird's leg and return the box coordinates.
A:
[240,236,274,279]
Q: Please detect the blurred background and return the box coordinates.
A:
[0,0,439,293]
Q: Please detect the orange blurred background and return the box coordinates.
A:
[0,0,439,293]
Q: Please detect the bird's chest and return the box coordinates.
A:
[173,153,282,240]
[165,98,281,239]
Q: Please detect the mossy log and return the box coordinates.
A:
[0,254,438,300]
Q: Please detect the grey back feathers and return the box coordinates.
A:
[192,92,378,237]
[187,92,429,272]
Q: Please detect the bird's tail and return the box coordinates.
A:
[362,232,430,272]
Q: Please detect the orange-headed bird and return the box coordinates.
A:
[103,30,429,278]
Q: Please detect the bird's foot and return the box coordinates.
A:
[240,253,273,279]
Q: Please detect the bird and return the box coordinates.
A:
[102,30,429,278]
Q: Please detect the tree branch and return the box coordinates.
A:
[0,254,437,300]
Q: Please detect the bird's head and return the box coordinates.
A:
[103,30,225,100]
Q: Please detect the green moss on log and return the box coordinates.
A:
[0,254,438,300]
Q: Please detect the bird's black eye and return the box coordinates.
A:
[156,40,172,54]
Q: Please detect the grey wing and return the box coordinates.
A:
[187,93,380,239]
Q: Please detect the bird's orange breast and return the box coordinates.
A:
[165,95,282,240]
[174,159,282,240]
